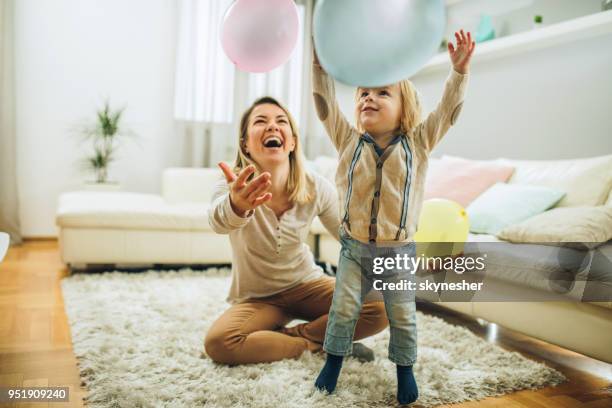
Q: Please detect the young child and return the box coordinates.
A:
[312,30,475,405]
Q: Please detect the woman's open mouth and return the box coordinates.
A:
[263,135,283,149]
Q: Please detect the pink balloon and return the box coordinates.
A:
[221,0,299,73]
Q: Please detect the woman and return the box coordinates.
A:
[205,96,388,365]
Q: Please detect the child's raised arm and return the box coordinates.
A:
[311,47,355,152]
[415,30,475,153]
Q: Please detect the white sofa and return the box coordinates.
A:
[57,168,234,266]
[56,157,612,363]
[310,155,612,364]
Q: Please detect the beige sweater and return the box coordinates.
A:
[208,171,340,303]
[311,63,469,243]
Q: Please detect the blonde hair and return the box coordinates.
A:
[354,79,422,135]
[235,96,312,204]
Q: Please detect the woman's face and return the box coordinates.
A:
[244,103,295,166]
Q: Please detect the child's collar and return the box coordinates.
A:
[361,132,404,156]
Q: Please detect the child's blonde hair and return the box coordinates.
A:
[234,96,312,204]
[354,79,423,135]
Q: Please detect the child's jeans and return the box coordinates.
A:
[324,225,418,366]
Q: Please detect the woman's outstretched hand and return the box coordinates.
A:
[448,29,476,75]
[218,162,272,217]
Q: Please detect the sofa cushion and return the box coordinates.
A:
[425,156,514,207]
[467,183,565,235]
[162,167,221,204]
[497,155,612,207]
[56,191,212,231]
[310,156,338,183]
[497,206,612,249]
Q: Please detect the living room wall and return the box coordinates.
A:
[410,30,612,160]
[14,0,611,237]
[15,0,178,237]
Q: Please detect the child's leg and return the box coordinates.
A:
[374,242,419,404]
[383,294,418,404]
[315,242,365,393]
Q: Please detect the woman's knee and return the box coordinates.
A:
[204,330,240,365]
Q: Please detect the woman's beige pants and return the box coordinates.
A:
[204,276,388,364]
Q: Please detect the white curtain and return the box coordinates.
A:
[173,0,313,166]
[0,0,21,245]
[246,2,307,129]
[174,0,235,123]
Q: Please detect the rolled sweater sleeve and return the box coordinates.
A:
[415,68,469,153]
[311,57,355,152]
[208,177,253,234]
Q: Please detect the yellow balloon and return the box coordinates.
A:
[414,199,469,257]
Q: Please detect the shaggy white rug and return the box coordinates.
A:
[61,268,565,408]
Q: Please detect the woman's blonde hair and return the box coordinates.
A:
[354,79,422,135]
[235,96,312,204]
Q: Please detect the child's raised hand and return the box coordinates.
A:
[448,30,475,75]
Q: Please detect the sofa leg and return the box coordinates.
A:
[313,234,321,260]
[315,261,336,277]
[68,263,88,273]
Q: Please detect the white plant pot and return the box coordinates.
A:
[83,181,121,192]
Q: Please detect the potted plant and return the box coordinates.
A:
[77,101,135,189]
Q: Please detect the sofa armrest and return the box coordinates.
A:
[162,167,220,204]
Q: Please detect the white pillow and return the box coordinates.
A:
[607,188,612,206]
[496,155,612,207]
[497,206,612,248]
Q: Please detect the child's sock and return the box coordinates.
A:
[396,364,418,405]
[314,353,344,393]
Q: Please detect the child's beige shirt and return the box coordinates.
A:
[311,63,469,244]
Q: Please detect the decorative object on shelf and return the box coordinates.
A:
[533,14,543,29]
[475,14,495,43]
[75,101,136,184]
[603,0,612,11]
[418,10,612,75]
[439,38,449,53]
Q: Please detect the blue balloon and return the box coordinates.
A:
[313,0,446,87]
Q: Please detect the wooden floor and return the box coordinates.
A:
[0,240,610,408]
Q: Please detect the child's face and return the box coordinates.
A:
[244,103,295,166]
[356,84,402,137]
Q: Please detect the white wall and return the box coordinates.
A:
[15,0,178,237]
[322,3,611,161]
[410,31,612,160]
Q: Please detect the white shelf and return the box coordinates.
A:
[415,10,612,76]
